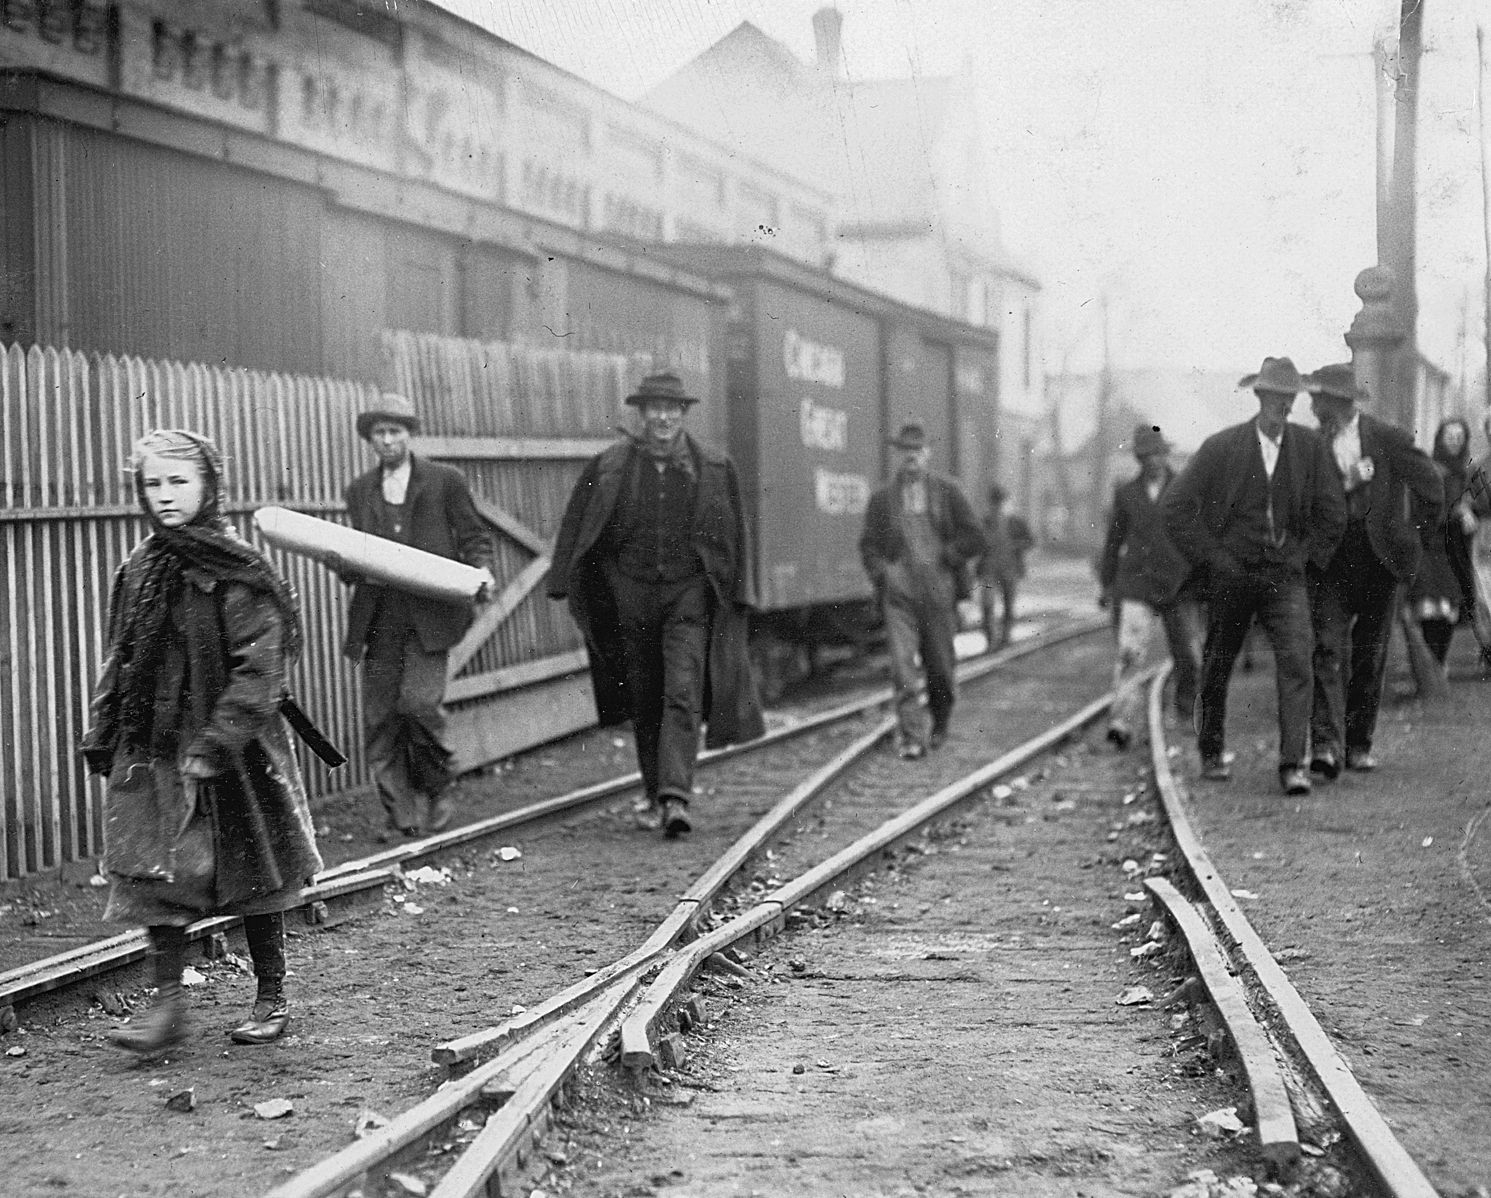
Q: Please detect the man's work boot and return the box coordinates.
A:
[661,796,692,840]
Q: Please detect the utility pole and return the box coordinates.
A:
[1478,25,1491,414]
[1377,1,1425,427]
[1089,295,1113,538]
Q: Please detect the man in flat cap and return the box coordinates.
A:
[1098,423,1199,749]
[342,393,496,840]
[1305,362,1441,777]
[1163,357,1346,796]
[860,422,985,759]
[548,370,764,839]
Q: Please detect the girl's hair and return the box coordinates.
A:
[129,429,226,522]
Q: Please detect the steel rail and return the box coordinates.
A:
[616,670,1161,1070]
[2,618,1104,1024]
[262,626,1117,1198]
[1142,875,1298,1167]
[0,868,392,1011]
[258,974,642,1198]
[398,661,1151,1198]
[318,614,1106,884]
[1143,670,1441,1198]
[431,715,893,1069]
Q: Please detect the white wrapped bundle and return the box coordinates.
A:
[254,506,488,605]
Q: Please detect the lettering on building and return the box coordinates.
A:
[1,0,107,53]
[783,329,845,389]
[150,20,276,115]
[799,398,848,453]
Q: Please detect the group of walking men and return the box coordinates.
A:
[343,350,1431,836]
[342,373,763,844]
[1101,355,1443,795]
[343,373,1036,841]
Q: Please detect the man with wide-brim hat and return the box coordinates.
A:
[1098,423,1198,749]
[860,421,985,759]
[355,392,421,441]
[341,392,496,840]
[548,370,764,840]
[1304,361,1441,778]
[1163,356,1347,796]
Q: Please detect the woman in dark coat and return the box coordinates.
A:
[81,429,322,1053]
[1410,418,1491,666]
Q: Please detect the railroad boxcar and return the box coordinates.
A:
[653,244,1002,689]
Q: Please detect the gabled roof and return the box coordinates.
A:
[643,22,952,224]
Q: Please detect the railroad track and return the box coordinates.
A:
[5,617,1446,1198]
[0,615,1096,1028]
[243,625,1127,1198]
[1140,670,1442,1198]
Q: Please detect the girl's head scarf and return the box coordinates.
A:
[109,430,303,748]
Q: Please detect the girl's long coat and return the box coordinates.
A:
[82,552,322,908]
[546,435,765,749]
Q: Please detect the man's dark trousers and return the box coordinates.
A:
[605,565,710,804]
[1198,569,1313,767]
[884,564,958,743]
[1309,524,1399,759]
[362,601,453,832]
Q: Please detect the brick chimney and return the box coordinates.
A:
[812,7,843,77]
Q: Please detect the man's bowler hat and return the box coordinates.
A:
[888,422,928,451]
[356,393,421,440]
[1132,424,1172,457]
[1306,362,1362,404]
[625,371,699,408]
[1237,356,1305,396]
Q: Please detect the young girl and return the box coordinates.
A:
[82,429,322,1052]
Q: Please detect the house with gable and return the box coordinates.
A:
[643,8,1045,506]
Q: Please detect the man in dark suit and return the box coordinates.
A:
[860,422,985,758]
[547,371,764,839]
[1098,424,1198,749]
[977,483,1036,649]
[1163,357,1346,795]
[342,394,496,840]
[1305,362,1442,777]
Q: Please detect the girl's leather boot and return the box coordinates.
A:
[107,982,188,1054]
[229,982,289,1045]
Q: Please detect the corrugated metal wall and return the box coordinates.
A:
[24,115,328,374]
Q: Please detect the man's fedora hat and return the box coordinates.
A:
[356,393,421,440]
[888,422,928,451]
[1237,356,1305,396]
[1305,362,1362,403]
[625,371,699,408]
[1132,424,1172,457]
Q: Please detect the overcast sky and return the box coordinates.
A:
[441,0,1486,404]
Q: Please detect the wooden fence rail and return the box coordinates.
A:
[0,334,633,882]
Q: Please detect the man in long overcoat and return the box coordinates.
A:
[547,371,764,839]
[1098,424,1198,748]
[1305,362,1442,777]
[342,394,496,839]
[1162,357,1346,796]
[860,422,985,759]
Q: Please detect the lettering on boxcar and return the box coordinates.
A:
[783,329,845,389]
[814,468,870,516]
[799,398,848,452]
